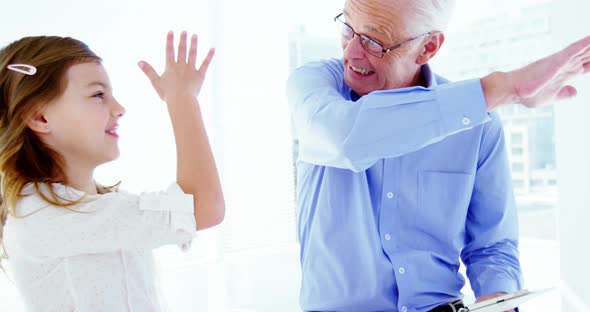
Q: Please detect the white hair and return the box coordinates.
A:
[409,0,457,34]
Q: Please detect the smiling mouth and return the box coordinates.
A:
[105,126,119,138]
[349,64,375,76]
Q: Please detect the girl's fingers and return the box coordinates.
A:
[138,61,160,84]
[138,61,163,99]
[188,34,198,68]
[166,31,175,67]
[178,31,188,64]
[198,48,215,74]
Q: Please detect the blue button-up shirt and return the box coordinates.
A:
[287,59,523,312]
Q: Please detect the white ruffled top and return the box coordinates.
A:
[3,183,196,312]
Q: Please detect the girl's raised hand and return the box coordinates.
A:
[139,31,215,102]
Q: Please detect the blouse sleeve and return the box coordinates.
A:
[3,183,197,258]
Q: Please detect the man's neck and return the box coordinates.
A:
[412,65,429,88]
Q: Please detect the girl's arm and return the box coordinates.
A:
[139,31,224,230]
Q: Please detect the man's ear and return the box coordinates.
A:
[416,31,445,65]
[28,113,51,134]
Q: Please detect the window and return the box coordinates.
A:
[511,133,525,145]
[512,147,524,156]
[513,163,525,173]
[432,1,563,309]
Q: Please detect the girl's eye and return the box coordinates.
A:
[93,92,105,99]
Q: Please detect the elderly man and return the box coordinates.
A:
[287,0,590,311]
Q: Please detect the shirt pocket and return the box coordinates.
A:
[415,171,475,251]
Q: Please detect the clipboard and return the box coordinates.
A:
[458,288,556,312]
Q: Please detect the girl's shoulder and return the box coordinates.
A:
[14,183,133,217]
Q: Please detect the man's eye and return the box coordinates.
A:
[367,39,381,48]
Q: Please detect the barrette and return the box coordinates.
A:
[7,64,37,76]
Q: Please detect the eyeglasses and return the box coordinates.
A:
[334,13,432,58]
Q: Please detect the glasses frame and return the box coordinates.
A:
[334,13,432,58]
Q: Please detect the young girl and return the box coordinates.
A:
[0,31,224,311]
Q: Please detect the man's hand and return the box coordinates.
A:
[482,35,590,111]
[476,292,516,312]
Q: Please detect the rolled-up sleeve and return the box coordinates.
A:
[287,59,490,172]
[4,183,197,258]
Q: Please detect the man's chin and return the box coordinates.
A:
[346,80,373,97]
[344,75,378,97]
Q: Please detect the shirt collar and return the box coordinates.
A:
[22,182,101,201]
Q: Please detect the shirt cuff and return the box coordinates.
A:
[139,183,196,244]
[474,275,521,298]
[437,78,490,134]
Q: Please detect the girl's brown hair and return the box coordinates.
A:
[0,36,105,260]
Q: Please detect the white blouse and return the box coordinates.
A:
[3,183,197,312]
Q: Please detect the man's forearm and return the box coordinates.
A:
[481,71,517,111]
[290,61,490,171]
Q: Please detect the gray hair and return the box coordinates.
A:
[409,0,457,34]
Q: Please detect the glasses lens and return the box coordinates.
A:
[360,36,383,57]
[336,19,353,40]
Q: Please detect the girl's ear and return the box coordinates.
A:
[28,113,51,134]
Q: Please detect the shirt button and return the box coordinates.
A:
[401,306,408,312]
[384,234,391,241]
[462,117,471,125]
[398,267,406,274]
[386,192,394,199]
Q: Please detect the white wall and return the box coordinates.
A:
[551,1,590,311]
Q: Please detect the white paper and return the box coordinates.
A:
[460,288,556,312]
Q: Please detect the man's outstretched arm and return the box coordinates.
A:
[288,35,590,172]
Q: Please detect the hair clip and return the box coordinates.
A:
[7,64,37,76]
